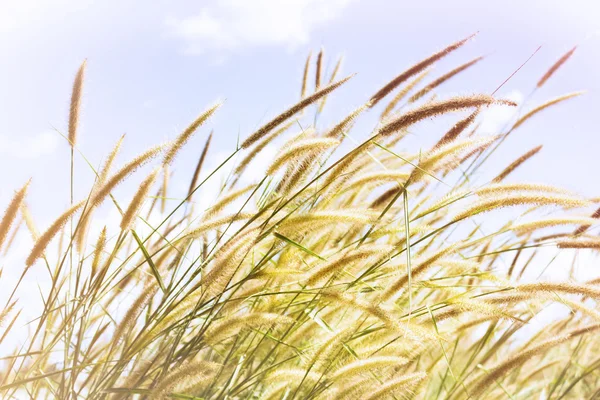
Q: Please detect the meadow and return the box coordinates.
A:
[1,33,599,399]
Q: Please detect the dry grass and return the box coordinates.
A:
[0,37,598,400]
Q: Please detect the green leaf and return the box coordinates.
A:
[132,230,166,293]
[273,232,326,261]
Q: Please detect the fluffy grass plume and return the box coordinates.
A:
[240,74,353,148]
[0,180,30,250]
[163,102,221,166]
[120,167,160,230]
[369,32,477,106]
[187,131,213,203]
[68,60,86,146]
[377,94,515,137]
[537,46,577,88]
[380,69,431,120]
[2,36,600,400]
[315,47,324,91]
[492,144,543,182]
[25,200,84,267]
[301,50,312,99]
[408,55,484,103]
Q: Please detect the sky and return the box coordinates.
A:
[0,0,600,356]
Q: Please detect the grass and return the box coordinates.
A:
[0,35,599,399]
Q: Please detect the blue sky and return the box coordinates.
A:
[1,0,600,223]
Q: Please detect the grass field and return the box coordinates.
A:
[1,34,599,399]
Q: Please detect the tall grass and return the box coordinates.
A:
[1,37,598,400]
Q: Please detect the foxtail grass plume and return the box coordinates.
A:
[377,94,515,137]
[512,91,584,131]
[573,205,600,235]
[240,75,353,149]
[203,184,257,220]
[380,69,431,120]
[318,54,343,113]
[319,143,371,201]
[306,325,358,371]
[199,227,260,297]
[0,301,17,328]
[91,226,106,277]
[20,201,39,240]
[181,212,253,241]
[379,245,457,303]
[510,217,599,234]
[409,55,484,103]
[163,102,221,166]
[328,355,409,382]
[300,51,312,99]
[363,371,427,400]
[417,136,498,180]
[266,137,339,175]
[97,134,125,185]
[344,171,410,193]
[306,244,394,285]
[233,119,296,179]
[2,217,22,257]
[68,59,86,146]
[369,32,477,106]
[315,47,324,91]
[187,131,213,202]
[279,209,378,232]
[160,165,169,214]
[205,312,293,345]
[112,280,158,348]
[537,46,577,88]
[557,237,600,249]
[453,193,591,222]
[76,134,126,252]
[469,324,600,398]
[90,143,166,209]
[149,360,221,400]
[492,145,542,182]
[432,109,480,149]
[475,182,572,197]
[0,180,30,250]
[516,282,600,300]
[26,200,84,266]
[120,167,160,230]
[325,103,370,140]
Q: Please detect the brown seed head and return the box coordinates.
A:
[492,145,543,183]
[241,75,354,149]
[68,60,86,146]
[315,47,324,91]
[0,180,30,250]
[377,95,514,138]
[537,46,577,88]
[163,102,221,166]
[369,33,477,106]
[301,51,312,99]
[409,55,484,103]
[187,131,213,202]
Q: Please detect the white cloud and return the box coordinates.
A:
[0,131,59,159]
[166,0,354,55]
[479,90,524,134]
